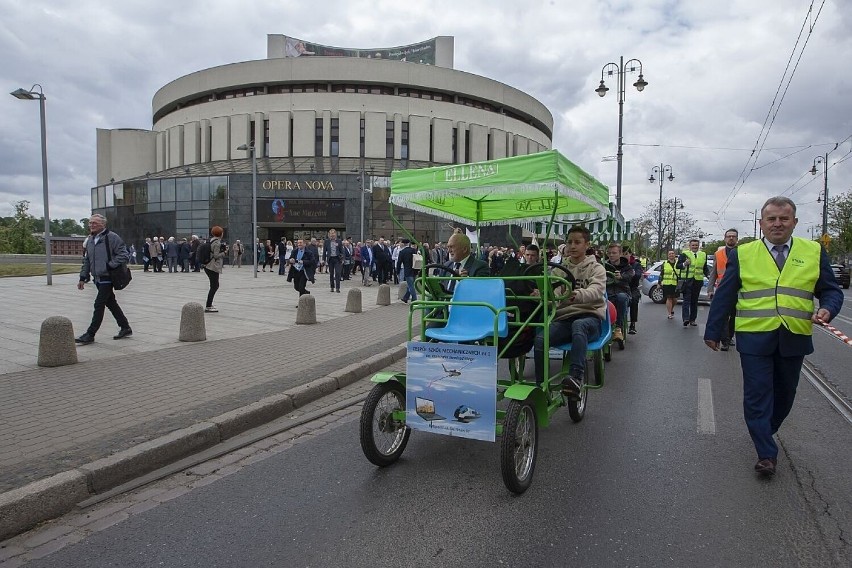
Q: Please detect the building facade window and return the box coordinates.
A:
[386,120,394,159]
[330,118,340,157]
[315,117,323,157]
[359,118,365,158]
[452,127,458,164]
[263,119,270,157]
[400,121,409,160]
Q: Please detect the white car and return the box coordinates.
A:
[641,260,713,304]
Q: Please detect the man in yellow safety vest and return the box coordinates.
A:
[704,197,843,477]
[676,238,708,327]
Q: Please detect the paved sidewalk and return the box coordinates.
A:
[0,267,392,374]
[0,269,413,495]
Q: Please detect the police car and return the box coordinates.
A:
[641,260,713,304]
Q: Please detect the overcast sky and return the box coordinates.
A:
[2,0,850,240]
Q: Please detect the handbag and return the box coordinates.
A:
[104,232,133,290]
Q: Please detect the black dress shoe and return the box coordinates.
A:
[114,328,132,340]
[754,457,777,476]
[75,333,95,345]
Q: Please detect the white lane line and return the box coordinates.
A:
[697,378,716,435]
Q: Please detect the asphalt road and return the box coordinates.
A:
[21,299,852,568]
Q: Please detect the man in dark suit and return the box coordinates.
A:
[396,239,417,303]
[372,238,388,284]
[704,196,843,477]
[444,232,490,292]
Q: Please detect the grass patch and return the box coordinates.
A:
[0,264,83,278]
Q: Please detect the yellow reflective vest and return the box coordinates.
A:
[681,250,707,281]
[735,238,820,335]
[660,260,679,286]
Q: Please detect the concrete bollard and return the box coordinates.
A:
[397,282,408,300]
[345,288,362,313]
[37,316,78,367]
[296,294,317,324]
[376,284,391,306]
[179,302,207,342]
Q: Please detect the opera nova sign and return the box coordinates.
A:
[435,163,499,183]
[261,179,335,191]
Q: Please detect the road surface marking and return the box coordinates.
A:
[697,378,716,435]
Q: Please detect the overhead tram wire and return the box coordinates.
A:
[623,143,815,152]
[716,0,827,218]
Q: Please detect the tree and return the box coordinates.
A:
[630,198,699,261]
[46,218,86,236]
[827,190,852,258]
[4,200,42,254]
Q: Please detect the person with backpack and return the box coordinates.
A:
[75,214,132,344]
[203,226,225,312]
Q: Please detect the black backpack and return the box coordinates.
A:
[197,242,212,265]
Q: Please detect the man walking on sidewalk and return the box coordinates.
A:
[289,238,314,299]
[324,229,344,292]
[75,214,132,344]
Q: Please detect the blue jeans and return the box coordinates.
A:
[403,275,417,301]
[611,291,629,329]
[533,315,601,384]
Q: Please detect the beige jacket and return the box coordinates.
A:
[553,255,607,321]
[204,238,224,274]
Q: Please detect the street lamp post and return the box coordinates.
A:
[596,56,648,213]
[649,164,674,261]
[351,167,374,243]
[666,197,684,251]
[11,85,52,285]
[237,143,258,278]
[811,143,839,240]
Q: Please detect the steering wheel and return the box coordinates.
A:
[522,262,576,293]
[417,263,460,299]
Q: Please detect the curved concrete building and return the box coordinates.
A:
[93,36,553,250]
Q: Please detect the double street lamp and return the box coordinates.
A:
[11,85,52,285]
[596,57,648,213]
[237,143,258,278]
[665,197,684,251]
[649,164,674,261]
[811,143,838,241]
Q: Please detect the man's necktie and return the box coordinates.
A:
[448,262,461,293]
[772,244,787,271]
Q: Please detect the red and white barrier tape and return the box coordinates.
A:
[818,321,852,346]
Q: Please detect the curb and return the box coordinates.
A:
[0,342,407,541]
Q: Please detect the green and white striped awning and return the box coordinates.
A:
[519,203,631,243]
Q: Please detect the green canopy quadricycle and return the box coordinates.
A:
[359,150,619,494]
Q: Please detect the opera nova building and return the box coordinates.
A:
[93,35,553,249]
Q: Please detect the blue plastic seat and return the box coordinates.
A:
[424,278,508,342]
[554,294,612,353]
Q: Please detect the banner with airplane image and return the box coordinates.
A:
[405,341,497,442]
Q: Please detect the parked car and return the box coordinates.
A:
[831,264,850,289]
[641,260,713,304]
